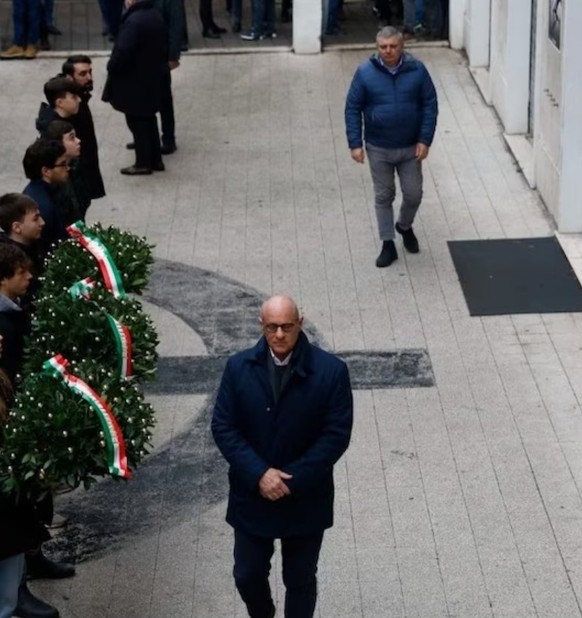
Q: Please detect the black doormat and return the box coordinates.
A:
[448,236,582,316]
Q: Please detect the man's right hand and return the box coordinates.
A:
[259,468,293,501]
[350,148,365,164]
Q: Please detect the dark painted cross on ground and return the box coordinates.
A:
[47,260,434,562]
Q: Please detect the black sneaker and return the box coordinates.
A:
[395,223,419,253]
[375,240,398,268]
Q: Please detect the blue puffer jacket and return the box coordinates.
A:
[345,53,438,150]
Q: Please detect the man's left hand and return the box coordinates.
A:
[415,143,429,161]
[169,60,180,70]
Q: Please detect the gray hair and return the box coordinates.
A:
[376,26,403,41]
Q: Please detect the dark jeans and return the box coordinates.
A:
[251,0,275,35]
[158,68,175,148]
[12,0,41,46]
[325,0,341,33]
[125,115,162,169]
[230,0,242,26]
[233,529,324,618]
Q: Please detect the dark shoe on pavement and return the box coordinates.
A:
[395,222,419,253]
[152,162,166,171]
[232,22,241,33]
[46,25,62,35]
[120,166,152,176]
[202,28,221,38]
[26,552,75,580]
[211,23,227,33]
[126,142,136,150]
[375,240,398,267]
[160,143,177,155]
[15,583,59,618]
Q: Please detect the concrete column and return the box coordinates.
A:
[449,0,466,50]
[489,0,531,134]
[465,0,490,67]
[293,0,322,54]
[558,0,582,231]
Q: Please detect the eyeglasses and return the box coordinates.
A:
[263,322,297,334]
[52,162,71,169]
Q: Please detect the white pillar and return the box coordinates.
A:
[293,0,322,54]
[449,0,466,50]
[558,0,582,231]
[489,0,531,134]
[465,0,490,67]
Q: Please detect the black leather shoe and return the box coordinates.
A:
[211,23,227,33]
[26,552,75,580]
[126,142,136,150]
[232,22,241,33]
[375,240,398,267]
[46,25,62,35]
[395,222,419,253]
[152,162,166,171]
[160,143,177,155]
[202,28,221,38]
[15,583,59,618]
[120,165,152,175]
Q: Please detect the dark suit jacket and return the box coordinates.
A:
[102,0,168,117]
[212,332,353,538]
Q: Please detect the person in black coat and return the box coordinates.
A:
[61,55,107,211]
[102,0,168,175]
[212,295,353,618]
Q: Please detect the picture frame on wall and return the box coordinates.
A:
[549,0,563,49]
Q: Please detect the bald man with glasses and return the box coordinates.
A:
[212,294,353,618]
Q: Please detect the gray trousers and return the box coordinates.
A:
[366,143,423,241]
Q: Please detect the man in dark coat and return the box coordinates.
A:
[61,55,106,211]
[212,295,353,618]
[102,0,168,175]
[22,139,71,259]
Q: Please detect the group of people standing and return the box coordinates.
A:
[0,54,107,618]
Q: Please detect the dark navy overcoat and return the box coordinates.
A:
[102,0,167,117]
[212,332,353,538]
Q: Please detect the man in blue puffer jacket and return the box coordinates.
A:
[345,26,438,267]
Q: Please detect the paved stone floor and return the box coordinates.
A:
[2,44,582,618]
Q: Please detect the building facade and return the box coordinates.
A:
[447,0,581,232]
[294,0,581,232]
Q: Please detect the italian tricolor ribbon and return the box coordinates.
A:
[67,222,126,299]
[105,315,133,380]
[68,277,96,300]
[68,278,134,380]
[43,355,132,479]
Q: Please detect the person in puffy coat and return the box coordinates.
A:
[345,25,438,268]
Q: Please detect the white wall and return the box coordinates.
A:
[557,0,582,231]
[489,0,531,134]
[533,0,562,223]
[293,0,322,54]
[449,0,466,50]
[464,0,490,67]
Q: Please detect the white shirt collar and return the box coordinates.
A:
[269,347,292,367]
